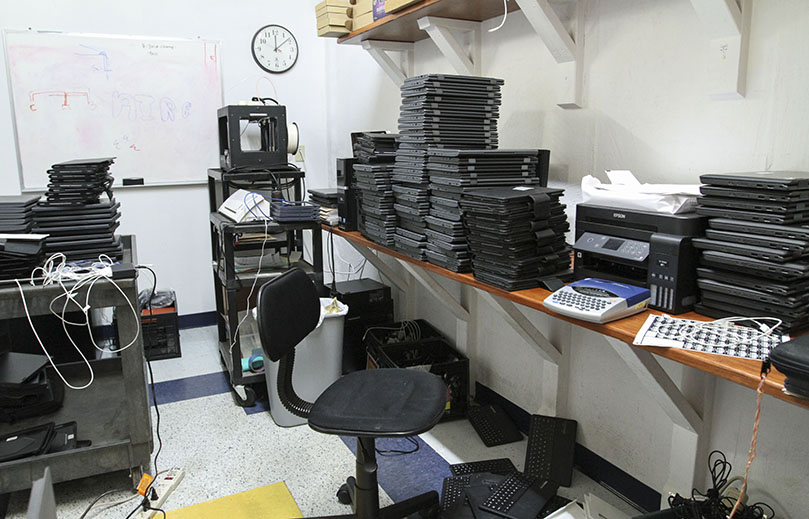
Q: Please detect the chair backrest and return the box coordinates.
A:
[256,268,320,362]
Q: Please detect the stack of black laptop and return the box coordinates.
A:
[0,235,45,280]
[0,195,45,279]
[0,195,39,234]
[33,158,123,261]
[353,133,398,247]
[425,149,549,272]
[391,142,431,260]
[461,186,570,291]
[392,74,504,261]
[694,173,809,331]
[353,132,398,164]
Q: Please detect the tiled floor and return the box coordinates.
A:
[1,326,642,518]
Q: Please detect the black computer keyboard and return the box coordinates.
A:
[524,414,577,487]
[467,404,523,447]
[479,472,558,519]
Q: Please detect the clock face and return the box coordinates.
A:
[252,25,298,74]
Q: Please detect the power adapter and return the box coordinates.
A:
[111,263,137,280]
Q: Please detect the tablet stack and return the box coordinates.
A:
[461,186,570,291]
[0,235,45,280]
[353,133,398,164]
[353,133,398,247]
[392,146,431,260]
[425,149,549,272]
[0,195,39,234]
[33,158,123,261]
[694,173,809,331]
[393,74,504,261]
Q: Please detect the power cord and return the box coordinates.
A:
[137,265,163,477]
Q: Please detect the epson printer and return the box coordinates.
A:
[573,204,707,313]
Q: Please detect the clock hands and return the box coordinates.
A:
[273,34,278,51]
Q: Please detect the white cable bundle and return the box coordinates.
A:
[16,253,140,390]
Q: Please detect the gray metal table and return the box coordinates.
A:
[0,237,152,493]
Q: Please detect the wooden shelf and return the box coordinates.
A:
[338,0,521,44]
[326,226,809,412]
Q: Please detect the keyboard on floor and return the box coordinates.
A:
[524,414,577,487]
[479,472,558,519]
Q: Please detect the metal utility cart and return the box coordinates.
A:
[0,236,152,493]
[208,168,324,407]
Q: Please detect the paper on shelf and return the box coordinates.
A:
[582,170,701,214]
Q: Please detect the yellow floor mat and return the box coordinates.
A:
[165,481,302,519]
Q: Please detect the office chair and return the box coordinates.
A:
[256,268,447,519]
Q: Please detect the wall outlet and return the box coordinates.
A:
[136,467,185,519]
[295,144,305,162]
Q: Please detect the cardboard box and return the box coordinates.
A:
[348,11,375,32]
[385,0,422,12]
[317,12,350,30]
[316,4,350,17]
[316,0,350,11]
[317,25,351,38]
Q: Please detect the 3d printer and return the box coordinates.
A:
[217,104,299,170]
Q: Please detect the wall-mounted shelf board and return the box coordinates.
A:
[337,0,521,44]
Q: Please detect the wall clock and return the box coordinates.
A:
[251,25,298,74]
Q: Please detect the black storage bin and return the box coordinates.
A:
[365,321,469,420]
[363,319,444,349]
[141,308,181,361]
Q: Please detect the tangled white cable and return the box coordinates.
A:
[17,253,141,390]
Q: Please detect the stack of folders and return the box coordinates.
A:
[693,172,809,332]
[0,234,46,280]
[316,0,351,38]
[0,195,39,235]
[353,132,399,246]
[393,74,504,262]
[461,186,570,291]
[33,158,123,261]
[425,149,547,272]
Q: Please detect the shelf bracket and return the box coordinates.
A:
[689,0,752,100]
[514,0,584,109]
[417,16,481,76]
[398,260,470,322]
[479,291,561,364]
[605,337,705,506]
[361,40,414,87]
[479,290,562,416]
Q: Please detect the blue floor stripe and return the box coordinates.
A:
[151,371,231,405]
[340,436,451,503]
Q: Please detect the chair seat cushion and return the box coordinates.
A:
[307,369,447,437]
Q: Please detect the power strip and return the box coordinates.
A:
[136,468,186,519]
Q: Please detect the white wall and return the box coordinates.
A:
[0,0,331,314]
[324,1,809,517]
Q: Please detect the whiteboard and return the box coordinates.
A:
[3,30,223,189]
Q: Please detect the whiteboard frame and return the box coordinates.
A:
[2,28,225,190]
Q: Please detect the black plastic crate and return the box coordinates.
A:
[141,308,181,361]
[363,319,444,349]
[366,333,469,420]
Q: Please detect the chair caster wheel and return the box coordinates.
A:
[336,483,352,505]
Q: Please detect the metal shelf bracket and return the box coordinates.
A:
[689,0,752,100]
[361,40,415,86]
[514,0,584,109]
[417,16,482,75]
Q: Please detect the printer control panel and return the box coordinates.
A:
[574,232,650,262]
